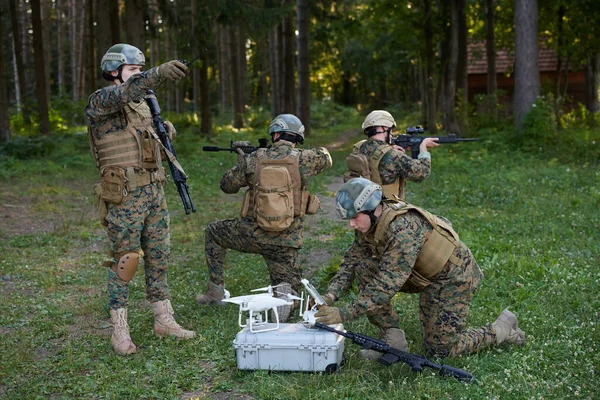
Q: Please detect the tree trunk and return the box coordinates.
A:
[486,0,497,115]
[282,3,295,114]
[269,27,282,116]
[423,0,437,133]
[95,0,116,88]
[456,0,468,130]
[57,0,65,96]
[296,0,310,136]
[126,0,145,47]
[0,1,10,143]
[584,53,600,116]
[8,0,31,123]
[441,0,460,134]
[86,0,96,96]
[218,24,232,113]
[199,51,212,136]
[230,25,244,128]
[513,0,540,129]
[238,24,247,109]
[30,0,50,135]
[255,38,270,107]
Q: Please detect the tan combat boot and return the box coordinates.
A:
[196,282,227,305]
[360,328,408,360]
[492,309,526,346]
[110,308,137,355]
[152,300,196,339]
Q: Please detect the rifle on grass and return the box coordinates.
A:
[392,126,477,159]
[315,322,475,383]
[202,138,269,154]
[146,90,196,215]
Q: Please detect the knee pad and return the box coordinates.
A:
[113,250,143,282]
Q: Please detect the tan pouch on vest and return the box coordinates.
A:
[305,193,321,215]
[255,165,294,231]
[100,166,127,204]
[93,183,109,227]
[240,189,251,218]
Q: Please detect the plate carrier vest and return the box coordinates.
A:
[367,201,461,289]
[88,97,166,193]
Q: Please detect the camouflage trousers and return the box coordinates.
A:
[105,183,171,309]
[205,218,301,291]
[356,243,496,356]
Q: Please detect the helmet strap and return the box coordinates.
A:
[384,127,393,144]
[115,66,124,84]
[365,210,379,233]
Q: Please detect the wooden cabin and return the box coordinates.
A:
[467,43,586,107]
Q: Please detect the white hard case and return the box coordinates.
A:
[233,322,346,372]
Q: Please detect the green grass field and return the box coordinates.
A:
[0,108,599,399]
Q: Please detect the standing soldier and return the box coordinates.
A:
[346,110,439,200]
[196,114,332,322]
[315,177,525,359]
[85,44,195,355]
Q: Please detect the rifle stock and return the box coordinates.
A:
[146,90,196,214]
[315,322,475,383]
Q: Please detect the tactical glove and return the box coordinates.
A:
[315,305,344,325]
[163,121,176,140]
[157,60,188,81]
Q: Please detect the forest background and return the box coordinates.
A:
[0,0,599,399]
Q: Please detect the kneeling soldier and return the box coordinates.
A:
[315,177,525,358]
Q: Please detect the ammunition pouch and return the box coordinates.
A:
[305,194,321,215]
[99,166,128,204]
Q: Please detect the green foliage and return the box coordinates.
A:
[520,95,559,145]
[0,136,58,159]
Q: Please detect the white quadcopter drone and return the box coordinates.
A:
[223,279,328,333]
[223,284,303,333]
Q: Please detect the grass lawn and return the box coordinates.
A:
[0,108,598,399]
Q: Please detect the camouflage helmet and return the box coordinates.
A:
[269,114,305,142]
[361,110,396,131]
[335,177,383,219]
[100,43,145,72]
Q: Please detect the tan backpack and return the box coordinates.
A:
[345,140,401,199]
[253,150,302,232]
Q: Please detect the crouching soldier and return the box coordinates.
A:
[196,114,332,322]
[315,177,525,358]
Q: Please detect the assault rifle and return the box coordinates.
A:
[146,90,196,215]
[392,126,477,159]
[202,138,269,154]
[315,322,475,383]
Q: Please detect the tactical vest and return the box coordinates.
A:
[346,140,405,200]
[88,97,166,191]
[369,201,461,289]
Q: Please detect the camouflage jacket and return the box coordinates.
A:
[85,67,162,140]
[328,204,467,321]
[359,138,431,185]
[220,140,332,248]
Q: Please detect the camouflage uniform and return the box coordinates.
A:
[327,203,496,357]
[85,68,172,309]
[206,140,332,291]
[357,138,431,200]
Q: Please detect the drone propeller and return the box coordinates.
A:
[250,283,289,293]
[222,293,270,305]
